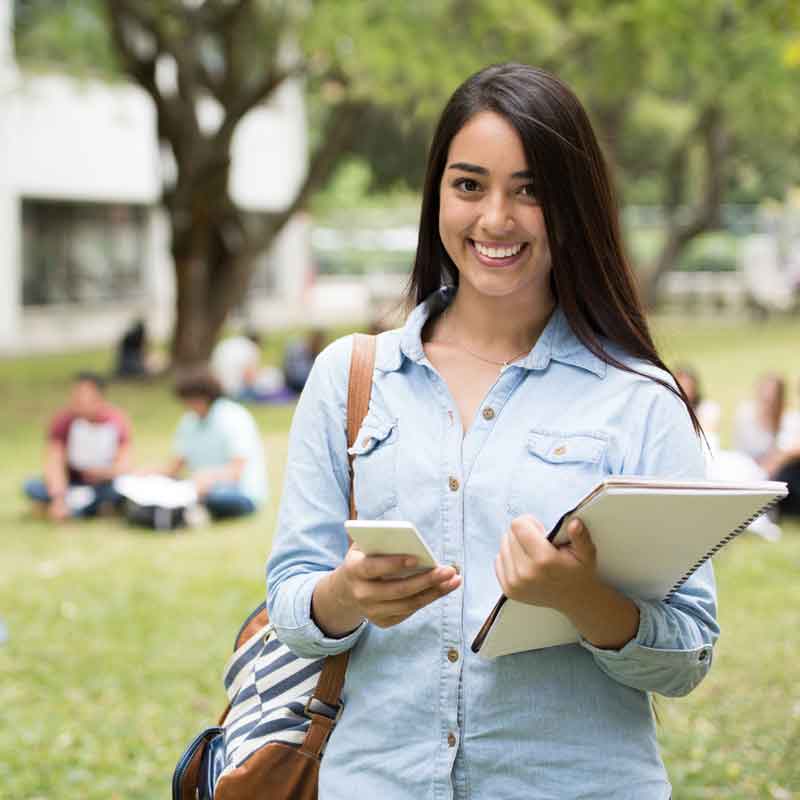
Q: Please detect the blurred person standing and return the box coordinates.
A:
[23,372,132,520]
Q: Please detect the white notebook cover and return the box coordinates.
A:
[473,477,787,659]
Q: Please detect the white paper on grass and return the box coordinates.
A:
[114,475,198,509]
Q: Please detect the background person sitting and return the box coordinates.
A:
[734,373,800,518]
[210,330,262,398]
[114,319,148,379]
[113,319,165,380]
[23,372,132,520]
[282,328,327,394]
[154,368,267,520]
[734,373,791,465]
[674,364,722,451]
[210,330,288,403]
[678,365,781,540]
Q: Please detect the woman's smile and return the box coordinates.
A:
[469,239,529,268]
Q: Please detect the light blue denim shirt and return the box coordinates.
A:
[267,288,718,800]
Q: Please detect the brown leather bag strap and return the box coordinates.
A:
[303,332,376,755]
[346,333,377,519]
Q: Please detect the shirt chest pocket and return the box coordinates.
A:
[507,429,609,529]
[347,413,399,519]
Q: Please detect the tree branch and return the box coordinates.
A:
[646,104,728,304]
[214,62,307,148]
[241,100,367,262]
[669,105,727,242]
[107,0,201,143]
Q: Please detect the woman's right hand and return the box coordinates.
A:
[314,547,461,635]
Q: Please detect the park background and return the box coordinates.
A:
[1,1,799,798]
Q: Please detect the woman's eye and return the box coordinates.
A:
[454,178,481,193]
[519,183,537,198]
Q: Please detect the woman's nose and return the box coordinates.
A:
[479,192,514,236]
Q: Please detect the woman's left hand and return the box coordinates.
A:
[495,515,598,613]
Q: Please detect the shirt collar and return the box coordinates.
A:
[376,286,606,378]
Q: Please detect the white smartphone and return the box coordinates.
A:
[344,520,439,578]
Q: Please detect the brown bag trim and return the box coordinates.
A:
[299,332,376,758]
[214,741,320,800]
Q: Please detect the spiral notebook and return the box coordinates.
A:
[471,477,787,659]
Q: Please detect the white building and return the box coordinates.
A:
[0,3,312,355]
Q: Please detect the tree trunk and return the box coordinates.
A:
[170,251,255,367]
[172,255,214,366]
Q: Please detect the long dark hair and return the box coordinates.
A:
[408,63,701,434]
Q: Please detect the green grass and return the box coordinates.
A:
[1,315,799,799]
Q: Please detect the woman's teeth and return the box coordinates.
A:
[473,241,524,259]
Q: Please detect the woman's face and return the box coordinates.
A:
[676,371,698,406]
[184,396,211,418]
[438,111,553,304]
[757,377,784,414]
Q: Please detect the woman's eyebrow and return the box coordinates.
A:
[447,161,533,179]
[448,161,488,175]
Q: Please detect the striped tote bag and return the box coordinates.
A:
[172,333,375,800]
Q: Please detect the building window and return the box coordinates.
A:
[21,199,147,306]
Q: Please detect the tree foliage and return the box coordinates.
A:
[12,0,800,345]
[13,0,118,75]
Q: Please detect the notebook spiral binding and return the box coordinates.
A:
[665,494,784,603]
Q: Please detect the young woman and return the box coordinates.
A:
[267,63,717,800]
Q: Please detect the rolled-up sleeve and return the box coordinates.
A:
[580,376,720,697]
[266,336,368,658]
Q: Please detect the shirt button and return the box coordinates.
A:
[447,732,457,747]
[447,648,459,663]
[482,407,495,421]
[698,649,709,662]
[448,477,460,492]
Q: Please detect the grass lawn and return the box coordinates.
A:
[1,315,799,799]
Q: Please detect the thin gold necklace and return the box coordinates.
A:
[436,339,529,368]
[431,308,531,368]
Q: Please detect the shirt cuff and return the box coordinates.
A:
[578,597,713,697]
[273,571,367,658]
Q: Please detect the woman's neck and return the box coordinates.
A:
[432,283,555,360]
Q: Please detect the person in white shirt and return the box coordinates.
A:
[210,332,263,398]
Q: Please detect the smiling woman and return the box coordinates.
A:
[439,114,553,303]
[266,63,716,800]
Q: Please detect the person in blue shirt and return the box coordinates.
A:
[163,368,268,519]
[267,63,717,800]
